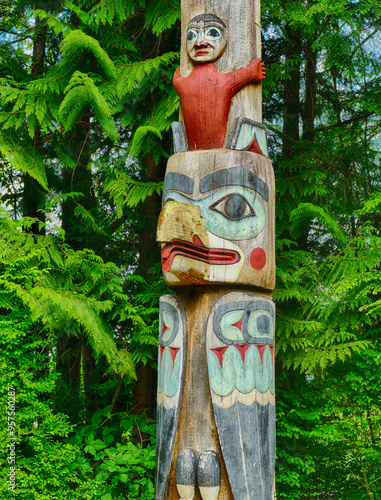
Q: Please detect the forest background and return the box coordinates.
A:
[0,0,380,498]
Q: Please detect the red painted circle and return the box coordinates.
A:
[250,247,267,270]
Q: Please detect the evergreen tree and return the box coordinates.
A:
[0,0,380,497]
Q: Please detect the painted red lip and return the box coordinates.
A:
[161,235,240,272]
[195,50,209,56]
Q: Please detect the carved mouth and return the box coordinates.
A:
[161,235,240,272]
[195,50,209,56]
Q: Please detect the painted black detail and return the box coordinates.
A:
[213,401,275,500]
[225,194,247,219]
[176,448,198,486]
[227,117,269,157]
[171,122,188,154]
[242,302,274,342]
[189,13,226,28]
[159,300,179,347]
[200,167,269,201]
[213,300,274,346]
[197,450,221,487]
[210,194,255,221]
[163,171,194,195]
[257,315,270,334]
[155,405,177,500]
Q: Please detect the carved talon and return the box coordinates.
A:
[197,451,221,500]
[176,448,198,499]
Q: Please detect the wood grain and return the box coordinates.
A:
[162,288,274,500]
[156,1,276,497]
[179,0,262,143]
[157,150,275,292]
[165,289,232,500]
[206,292,276,499]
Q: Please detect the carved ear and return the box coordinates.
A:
[171,122,188,153]
[228,117,269,157]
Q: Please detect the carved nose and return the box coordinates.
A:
[195,39,208,47]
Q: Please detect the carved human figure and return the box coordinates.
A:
[173,14,265,151]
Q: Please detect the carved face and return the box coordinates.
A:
[186,15,228,64]
[157,150,275,289]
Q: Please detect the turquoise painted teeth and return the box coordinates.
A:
[208,345,274,396]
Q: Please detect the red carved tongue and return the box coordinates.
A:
[161,236,240,272]
[192,234,204,246]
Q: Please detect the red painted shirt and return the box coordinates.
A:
[173,60,262,150]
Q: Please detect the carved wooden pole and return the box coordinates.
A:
[155,0,275,498]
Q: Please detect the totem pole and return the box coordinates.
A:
[155,0,275,498]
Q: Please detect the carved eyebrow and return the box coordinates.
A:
[163,172,194,194]
[200,167,269,200]
[203,23,224,29]
[189,14,226,28]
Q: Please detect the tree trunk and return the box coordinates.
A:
[302,38,316,142]
[282,23,301,161]
[57,118,96,421]
[132,152,161,424]
[55,332,82,422]
[23,15,47,235]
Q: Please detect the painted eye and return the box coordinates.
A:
[210,194,255,220]
[257,314,271,334]
[186,29,198,42]
[204,27,222,40]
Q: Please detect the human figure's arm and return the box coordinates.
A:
[227,58,265,95]
[173,66,182,95]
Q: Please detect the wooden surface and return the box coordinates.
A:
[206,292,275,500]
[156,0,277,497]
[156,295,187,500]
[165,289,233,500]
[173,60,264,151]
[160,288,275,500]
[157,150,275,291]
[179,0,262,143]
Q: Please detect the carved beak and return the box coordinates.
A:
[157,201,209,247]
[157,201,241,281]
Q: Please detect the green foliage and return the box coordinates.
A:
[0,0,380,498]
[59,71,118,141]
[104,169,163,218]
[66,408,156,499]
[0,211,139,376]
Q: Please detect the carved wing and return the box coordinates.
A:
[155,295,186,500]
[206,292,276,500]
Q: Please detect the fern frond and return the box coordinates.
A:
[74,205,108,235]
[290,202,347,245]
[104,170,163,216]
[33,9,71,36]
[129,125,162,158]
[0,137,48,189]
[59,71,118,141]
[109,349,136,379]
[60,29,116,81]
[145,0,180,34]
[116,52,179,98]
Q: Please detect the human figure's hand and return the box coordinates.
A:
[251,58,266,81]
